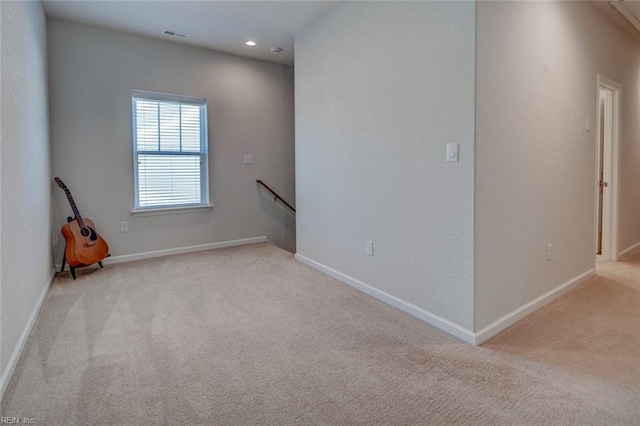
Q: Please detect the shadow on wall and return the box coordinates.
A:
[258,189,296,254]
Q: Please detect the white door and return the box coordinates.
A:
[595,75,620,261]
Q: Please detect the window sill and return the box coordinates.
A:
[131,204,214,217]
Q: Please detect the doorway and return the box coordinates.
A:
[595,75,621,261]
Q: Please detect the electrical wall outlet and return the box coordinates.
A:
[121,221,128,233]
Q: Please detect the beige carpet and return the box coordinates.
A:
[2,242,638,425]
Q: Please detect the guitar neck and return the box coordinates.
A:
[63,189,85,228]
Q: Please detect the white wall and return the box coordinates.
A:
[475,1,640,330]
[295,2,476,332]
[47,20,296,260]
[0,1,53,391]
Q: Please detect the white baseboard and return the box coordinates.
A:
[474,268,595,344]
[55,236,267,270]
[619,241,640,260]
[294,254,476,344]
[295,254,596,347]
[1,269,56,399]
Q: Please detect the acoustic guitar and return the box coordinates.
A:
[54,177,109,274]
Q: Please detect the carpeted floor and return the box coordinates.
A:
[2,242,639,425]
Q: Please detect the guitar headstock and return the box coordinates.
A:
[54,177,69,191]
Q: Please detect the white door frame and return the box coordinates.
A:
[595,74,621,262]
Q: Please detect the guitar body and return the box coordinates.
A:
[61,218,109,268]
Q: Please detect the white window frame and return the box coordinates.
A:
[131,90,212,216]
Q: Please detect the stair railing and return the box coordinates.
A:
[256,180,296,213]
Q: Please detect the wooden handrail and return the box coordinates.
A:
[256,180,296,212]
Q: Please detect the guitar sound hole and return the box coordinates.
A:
[80,227,91,237]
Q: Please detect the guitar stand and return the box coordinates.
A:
[59,253,110,280]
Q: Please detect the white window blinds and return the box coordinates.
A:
[132,90,209,209]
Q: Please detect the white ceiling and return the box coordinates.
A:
[40,0,640,68]
[41,1,341,67]
[621,0,640,17]
[593,0,640,43]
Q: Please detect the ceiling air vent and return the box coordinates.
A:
[163,30,188,39]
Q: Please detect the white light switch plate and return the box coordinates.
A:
[244,155,253,165]
[447,143,459,162]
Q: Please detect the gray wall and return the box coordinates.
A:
[48,20,295,260]
[295,2,476,331]
[475,1,640,330]
[296,0,640,340]
[0,1,53,386]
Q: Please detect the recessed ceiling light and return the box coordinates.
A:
[246,41,256,47]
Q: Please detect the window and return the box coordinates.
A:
[131,90,210,213]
